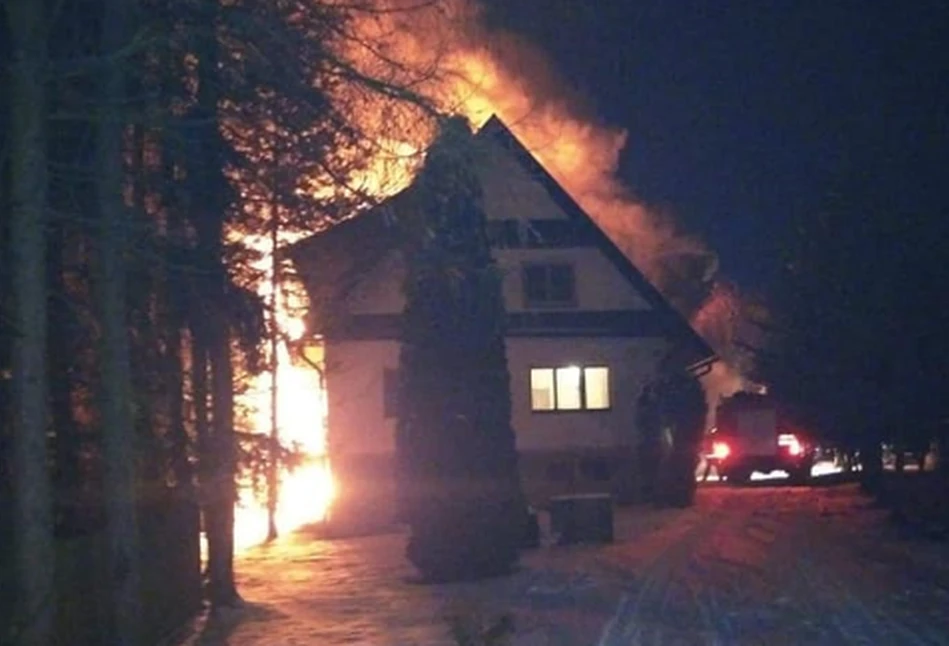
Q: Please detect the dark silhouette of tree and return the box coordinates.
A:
[397,116,525,582]
[5,0,56,643]
[95,0,143,639]
[635,384,663,504]
[0,0,443,635]
[637,367,706,508]
[754,155,949,491]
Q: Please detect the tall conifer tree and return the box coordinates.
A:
[397,117,524,582]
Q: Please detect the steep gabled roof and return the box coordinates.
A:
[288,115,715,366]
[477,116,714,365]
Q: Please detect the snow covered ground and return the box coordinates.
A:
[178,482,949,645]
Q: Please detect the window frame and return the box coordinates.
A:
[521,262,577,308]
[529,364,612,413]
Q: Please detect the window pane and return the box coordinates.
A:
[555,366,582,410]
[523,265,548,304]
[530,368,555,411]
[548,264,576,304]
[584,367,610,410]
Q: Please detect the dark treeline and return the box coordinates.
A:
[1,1,436,643]
[748,143,949,484]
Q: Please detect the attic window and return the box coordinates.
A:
[522,263,576,307]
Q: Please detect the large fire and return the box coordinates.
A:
[232,0,753,547]
[340,0,748,396]
[339,0,716,299]
[232,233,335,552]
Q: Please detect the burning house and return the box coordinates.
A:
[289,116,715,529]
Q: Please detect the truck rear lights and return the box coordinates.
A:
[711,441,731,460]
[778,433,804,456]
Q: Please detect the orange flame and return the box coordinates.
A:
[337,0,716,299]
[233,232,335,551]
[338,0,746,403]
[233,0,757,545]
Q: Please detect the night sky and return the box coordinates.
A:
[483,1,949,294]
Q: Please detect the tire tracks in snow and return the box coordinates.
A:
[595,485,949,645]
[596,498,733,645]
[678,489,802,644]
[788,495,948,645]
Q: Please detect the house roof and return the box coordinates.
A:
[476,116,714,365]
[285,190,406,320]
[288,115,716,367]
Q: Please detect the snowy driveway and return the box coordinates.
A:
[181,483,949,645]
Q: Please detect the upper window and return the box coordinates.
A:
[530,365,611,412]
[522,263,576,308]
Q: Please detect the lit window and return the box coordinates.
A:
[584,367,611,410]
[530,365,610,411]
[522,263,576,307]
[530,368,555,411]
[555,366,582,410]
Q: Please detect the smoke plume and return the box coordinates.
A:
[340,0,750,403]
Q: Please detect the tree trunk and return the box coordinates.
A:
[95,0,142,641]
[161,121,194,495]
[206,317,240,606]
[6,0,55,642]
[168,319,193,491]
[859,433,884,495]
[191,323,210,495]
[47,221,82,496]
[192,0,241,607]
[938,425,949,476]
[266,195,280,543]
[192,311,240,604]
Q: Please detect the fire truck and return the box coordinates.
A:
[708,393,816,484]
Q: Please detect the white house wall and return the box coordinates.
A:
[326,336,670,457]
[495,247,652,311]
[344,133,660,315]
[507,337,669,451]
[324,333,671,512]
[345,246,652,316]
[324,339,400,457]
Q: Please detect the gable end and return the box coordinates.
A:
[477,116,715,363]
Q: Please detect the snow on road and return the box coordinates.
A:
[179,483,949,645]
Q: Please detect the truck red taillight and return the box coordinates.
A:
[711,441,731,460]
